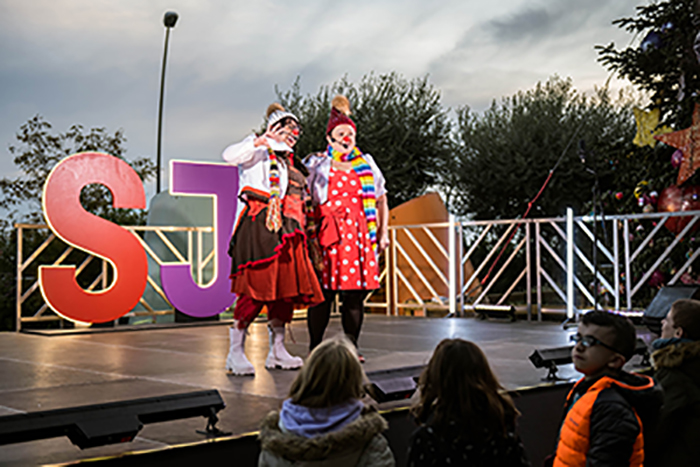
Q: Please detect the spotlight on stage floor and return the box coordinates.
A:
[529,338,650,381]
[0,390,228,449]
[528,346,573,381]
[474,304,516,322]
[365,365,425,403]
[633,338,651,367]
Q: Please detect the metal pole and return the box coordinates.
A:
[535,222,542,321]
[525,221,531,322]
[156,11,179,192]
[566,208,575,320]
[457,223,464,317]
[156,26,171,194]
[448,214,456,317]
[592,185,599,310]
[16,226,22,332]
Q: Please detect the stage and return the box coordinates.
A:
[0,314,644,466]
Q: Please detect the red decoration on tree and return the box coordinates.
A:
[657,185,700,234]
[655,103,700,185]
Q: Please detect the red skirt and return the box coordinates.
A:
[229,194,323,306]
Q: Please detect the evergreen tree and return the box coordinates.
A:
[595,0,700,296]
[597,0,700,211]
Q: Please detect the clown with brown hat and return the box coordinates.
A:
[222,103,323,376]
[304,95,390,358]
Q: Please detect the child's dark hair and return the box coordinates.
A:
[410,339,518,439]
[581,311,636,360]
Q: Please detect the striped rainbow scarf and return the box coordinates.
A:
[266,147,282,232]
[327,145,377,251]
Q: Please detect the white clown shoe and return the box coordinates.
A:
[265,325,303,370]
[226,325,255,376]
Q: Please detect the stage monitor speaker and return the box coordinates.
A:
[0,389,226,449]
[644,286,700,335]
[474,305,516,322]
[365,365,424,403]
[528,345,572,381]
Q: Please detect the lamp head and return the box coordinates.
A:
[163,11,179,28]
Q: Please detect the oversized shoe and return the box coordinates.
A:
[226,326,255,376]
[265,325,303,370]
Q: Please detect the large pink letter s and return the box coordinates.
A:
[39,152,147,323]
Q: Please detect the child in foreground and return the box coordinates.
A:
[550,311,662,466]
[646,299,700,466]
[257,335,394,466]
[408,338,530,466]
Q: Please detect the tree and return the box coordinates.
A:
[0,115,155,331]
[0,115,156,231]
[597,0,700,208]
[449,76,637,220]
[594,0,700,298]
[275,73,455,207]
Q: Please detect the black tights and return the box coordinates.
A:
[307,289,366,351]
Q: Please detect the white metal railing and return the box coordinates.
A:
[17,209,700,329]
[15,223,214,331]
[366,210,700,320]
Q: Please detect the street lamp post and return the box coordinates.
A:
[156,11,178,193]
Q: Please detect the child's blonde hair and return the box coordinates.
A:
[288,335,364,408]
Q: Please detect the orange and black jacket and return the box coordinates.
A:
[553,371,662,467]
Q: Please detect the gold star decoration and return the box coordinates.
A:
[655,103,700,186]
[633,107,672,147]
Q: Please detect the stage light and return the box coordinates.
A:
[365,365,424,403]
[528,345,573,381]
[0,390,227,449]
[529,338,650,381]
[474,304,516,321]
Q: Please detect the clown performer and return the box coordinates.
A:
[304,95,390,358]
[222,103,323,376]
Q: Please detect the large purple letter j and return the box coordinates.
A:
[160,161,238,317]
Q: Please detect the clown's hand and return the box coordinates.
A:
[254,135,270,148]
[378,232,390,254]
[265,123,287,144]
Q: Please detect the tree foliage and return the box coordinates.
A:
[449,76,637,220]
[0,115,156,232]
[275,73,455,207]
[0,115,155,331]
[597,0,700,205]
[594,0,700,297]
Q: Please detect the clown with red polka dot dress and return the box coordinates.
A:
[304,95,390,358]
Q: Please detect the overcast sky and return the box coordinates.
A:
[0,0,643,200]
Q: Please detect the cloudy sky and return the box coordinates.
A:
[1,0,643,200]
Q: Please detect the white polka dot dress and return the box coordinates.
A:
[321,167,380,290]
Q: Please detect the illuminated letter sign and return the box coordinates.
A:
[39,152,148,323]
[38,153,239,324]
[160,161,237,317]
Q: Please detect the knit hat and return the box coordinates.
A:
[266,103,298,130]
[326,95,356,135]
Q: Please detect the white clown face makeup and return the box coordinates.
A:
[327,124,356,155]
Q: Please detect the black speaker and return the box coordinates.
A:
[0,390,226,449]
[644,286,700,334]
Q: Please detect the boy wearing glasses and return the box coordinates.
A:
[646,299,700,466]
[549,311,662,467]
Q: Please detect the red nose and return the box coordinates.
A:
[342,136,351,143]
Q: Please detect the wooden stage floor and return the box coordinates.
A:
[0,314,644,466]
